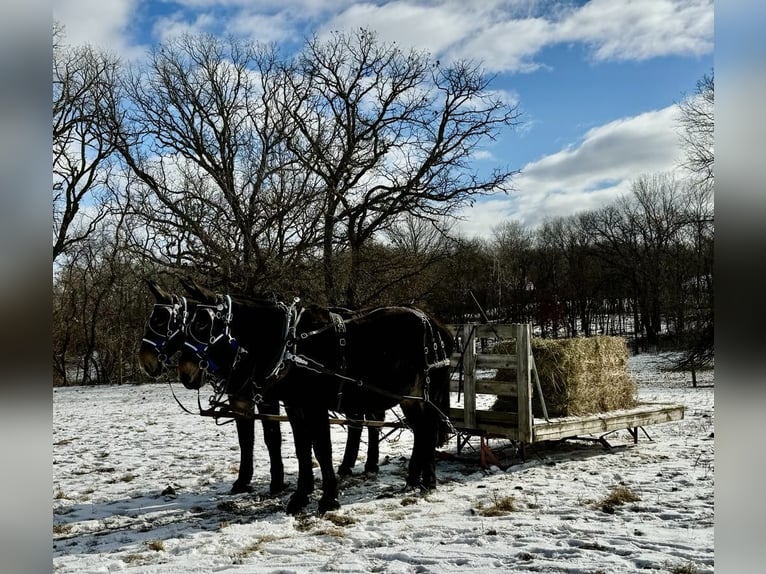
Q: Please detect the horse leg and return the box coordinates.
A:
[310,408,340,514]
[257,401,286,495]
[338,413,363,476]
[285,406,314,514]
[363,411,384,475]
[231,417,254,494]
[401,403,438,490]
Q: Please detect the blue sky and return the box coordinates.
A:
[52,0,713,238]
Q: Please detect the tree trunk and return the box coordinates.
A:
[322,214,337,305]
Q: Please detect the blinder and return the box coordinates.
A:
[183,295,238,374]
[142,297,188,366]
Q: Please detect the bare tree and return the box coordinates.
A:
[282,28,521,306]
[582,173,692,348]
[490,220,534,323]
[110,33,322,293]
[52,23,121,261]
[677,71,714,186]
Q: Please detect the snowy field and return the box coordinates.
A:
[53,353,714,573]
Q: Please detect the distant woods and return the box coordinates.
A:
[52,25,713,385]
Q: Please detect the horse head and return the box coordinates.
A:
[176,279,297,397]
[138,280,192,378]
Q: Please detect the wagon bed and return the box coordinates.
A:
[446,323,684,447]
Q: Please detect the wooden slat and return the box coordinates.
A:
[460,324,476,428]
[449,379,518,396]
[451,353,518,370]
[531,404,685,441]
[516,325,532,442]
[475,354,518,369]
[449,408,519,427]
[446,324,519,339]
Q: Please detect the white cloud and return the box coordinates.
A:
[321,1,476,56]
[554,0,714,62]
[457,105,685,235]
[53,1,714,72]
[319,0,713,73]
[53,0,139,55]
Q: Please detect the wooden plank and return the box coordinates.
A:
[476,354,518,369]
[449,408,519,427]
[451,353,518,370]
[516,324,533,442]
[446,324,518,339]
[471,324,518,339]
[449,379,518,396]
[461,324,476,428]
[531,404,685,441]
[449,403,684,443]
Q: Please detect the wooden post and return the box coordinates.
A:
[461,324,476,429]
[515,324,532,442]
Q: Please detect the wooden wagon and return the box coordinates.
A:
[446,323,685,465]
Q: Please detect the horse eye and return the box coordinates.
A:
[191,311,213,334]
[151,307,171,327]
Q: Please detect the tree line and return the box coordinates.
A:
[52,25,713,385]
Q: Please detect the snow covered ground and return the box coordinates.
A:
[53,353,714,573]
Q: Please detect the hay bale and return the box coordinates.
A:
[492,336,637,417]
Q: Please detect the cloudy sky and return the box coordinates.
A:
[52,0,713,238]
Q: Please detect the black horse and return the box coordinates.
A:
[138,280,286,495]
[139,280,384,494]
[177,282,453,514]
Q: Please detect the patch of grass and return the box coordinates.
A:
[123,553,145,564]
[668,562,698,574]
[54,488,68,500]
[400,496,419,507]
[314,526,345,538]
[324,512,357,527]
[294,514,318,532]
[598,485,640,513]
[477,493,516,517]
[145,539,165,552]
[234,535,280,559]
[53,523,72,535]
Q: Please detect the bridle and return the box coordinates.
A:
[142,296,189,368]
[183,294,301,389]
[183,294,240,374]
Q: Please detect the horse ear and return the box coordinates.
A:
[180,276,216,303]
[146,279,173,304]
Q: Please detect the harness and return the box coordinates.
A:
[256,306,451,415]
[182,294,242,374]
[188,298,453,432]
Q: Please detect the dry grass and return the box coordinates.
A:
[145,539,165,552]
[598,485,641,513]
[668,562,699,574]
[324,512,357,527]
[53,523,72,535]
[476,493,516,517]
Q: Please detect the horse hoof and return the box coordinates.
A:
[269,481,288,495]
[318,497,341,514]
[286,493,309,515]
[337,465,353,477]
[364,465,379,476]
[230,482,253,494]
